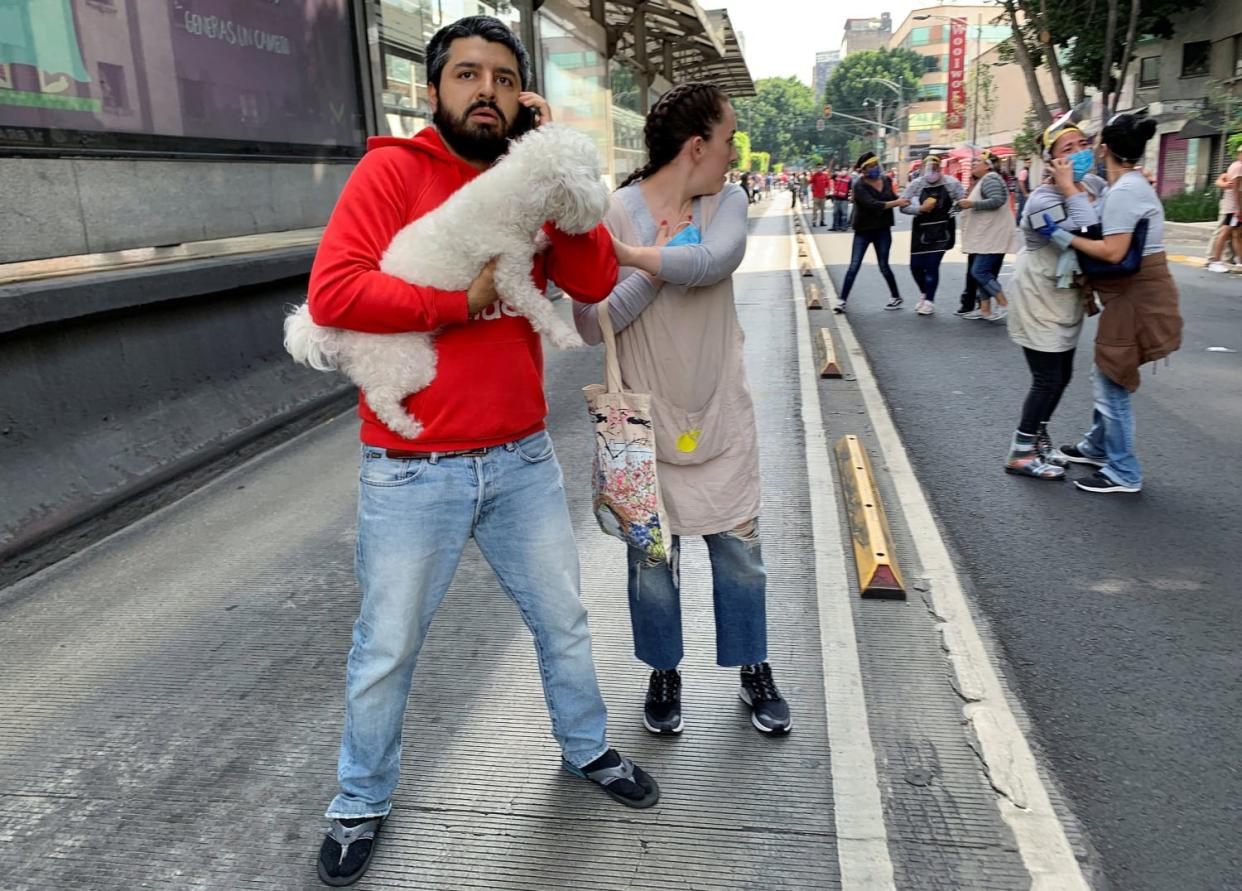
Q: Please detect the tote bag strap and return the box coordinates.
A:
[596,301,624,393]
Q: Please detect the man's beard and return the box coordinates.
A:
[434,100,516,163]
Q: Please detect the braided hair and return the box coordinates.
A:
[619,82,729,189]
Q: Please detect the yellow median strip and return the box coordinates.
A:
[833,434,906,599]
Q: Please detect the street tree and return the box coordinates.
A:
[731,77,819,167]
[822,48,924,162]
[733,131,752,171]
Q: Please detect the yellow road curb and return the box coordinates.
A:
[832,434,906,599]
[818,328,842,378]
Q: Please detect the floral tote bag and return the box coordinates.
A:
[582,302,672,562]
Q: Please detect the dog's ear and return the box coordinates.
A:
[547,168,609,234]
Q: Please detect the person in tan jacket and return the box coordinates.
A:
[573,83,792,737]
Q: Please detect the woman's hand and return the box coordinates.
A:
[1050,157,1076,196]
[518,92,552,126]
[919,197,937,213]
[957,198,974,210]
[892,197,912,209]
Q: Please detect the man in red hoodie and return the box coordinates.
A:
[809,163,831,227]
[309,17,658,886]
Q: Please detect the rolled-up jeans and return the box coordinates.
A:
[970,252,1006,300]
[326,431,610,819]
[1075,365,1143,487]
[626,519,768,671]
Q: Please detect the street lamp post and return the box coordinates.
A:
[865,76,906,173]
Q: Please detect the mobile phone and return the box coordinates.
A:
[514,104,538,137]
[1026,202,1067,229]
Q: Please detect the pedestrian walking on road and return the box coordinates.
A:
[1207,143,1242,272]
[957,150,1016,322]
[900,153,963,315]
[789,172,801,209]
[1042,114,1183,494]
[834,151,910,313]
[810,164,831,226]
[831,166,851,231]
[306,17,659,886]
[573,82,793,738]
[1004,117,1104,479]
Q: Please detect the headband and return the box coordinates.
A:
[860,156,880,169]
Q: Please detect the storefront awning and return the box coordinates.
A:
[575,0,755,98]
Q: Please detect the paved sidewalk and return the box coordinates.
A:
[0,200,1071,889]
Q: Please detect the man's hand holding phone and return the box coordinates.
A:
[518,92,552,128]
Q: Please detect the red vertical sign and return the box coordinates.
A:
[946,17,967,131]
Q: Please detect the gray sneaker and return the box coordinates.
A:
[961,308,986,319]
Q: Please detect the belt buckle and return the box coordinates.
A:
[458,447,489,458]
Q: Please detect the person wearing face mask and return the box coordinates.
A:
[1036,113,1182,494]
[573,83,793,739]
[899,153,964,315]
[833,151,911,312]
[1002,116,1106,479]
[957,150,1016,322]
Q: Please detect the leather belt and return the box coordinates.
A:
[385,446,492,459]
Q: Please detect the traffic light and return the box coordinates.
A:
[823,105,832,118]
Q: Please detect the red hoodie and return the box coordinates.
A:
[307,127,618,451]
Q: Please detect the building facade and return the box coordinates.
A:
[813,50,840,102]
[841,15,892,59]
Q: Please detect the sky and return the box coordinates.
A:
[703,0,962,85]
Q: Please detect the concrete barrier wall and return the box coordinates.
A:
[0,250,352,564]
[0,157,355,264]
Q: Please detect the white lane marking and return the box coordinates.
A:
[798,209,1091,891]
[775,202,897,890]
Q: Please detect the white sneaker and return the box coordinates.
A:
[916,299,935,315]
[961,309,986,319]
[1207,261,1229,273]
[989,306,1008,321]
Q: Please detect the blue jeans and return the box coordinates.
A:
[839,228,900,302]
[326,432,610,819]
[909,251,944,302]
[970,252,1005,300]
[833,198,849,230]
[1075,366,1142,487]
[626,519,768,670]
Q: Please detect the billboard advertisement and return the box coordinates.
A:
[0,0,363,153]
[946,17,967,131]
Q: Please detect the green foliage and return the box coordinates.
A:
[752,151,771,174]
[822,49,925,162]
[733,131,752,171]
[1161,188,1218,223]
[1229,134,1242,156]
[1012,111,1042,160]
[731,77,819,167]
[773,162,784,175]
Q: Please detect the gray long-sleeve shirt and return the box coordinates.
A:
[899,173,964,213]
[573,182,749,345]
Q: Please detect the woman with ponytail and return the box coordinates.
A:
[833,151,911,313]
[573,83,792,738]
[1037,113,1182,494]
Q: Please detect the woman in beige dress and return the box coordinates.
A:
[573,83,792,737]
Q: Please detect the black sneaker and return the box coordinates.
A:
[318,817,382,887]
[884,297,904,310]
[643,668,683,734]
[738,663,791,735]
[1074,471,1141,494]
[1058,444,1107,467]
[833,300,847,314]
[953,304,976,317]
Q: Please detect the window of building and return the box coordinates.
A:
[917,82,947,101]
[1181,40,1210,78]
[1233,33,1242,78]
[538,7,610,179]
[1138,56,1159,87]
[910,27,931,46]
[98,63,129,113]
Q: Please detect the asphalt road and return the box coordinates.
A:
[817,214,1242,891]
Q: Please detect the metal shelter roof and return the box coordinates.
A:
[573,1,755,98]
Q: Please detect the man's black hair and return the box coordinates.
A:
[426,16,531,92]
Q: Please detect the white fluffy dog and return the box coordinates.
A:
[283,123,610,439]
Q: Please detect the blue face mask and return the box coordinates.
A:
[865,165,882,179]
[1068,149,1094,182]
[665,223,701,247]
[925,169,942,183]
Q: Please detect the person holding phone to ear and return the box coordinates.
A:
[1002,117,1104,479]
